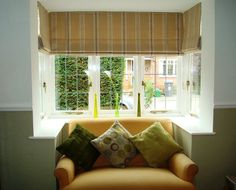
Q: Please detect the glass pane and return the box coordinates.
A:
[78,92,88,110]
[67,92,77,110]
[66,75,77,92]
[121,59,134,110]
[56,92,66,110]
[190,53,201,115]
[100,57,130,110]
[144,56,177,112]
[165,82,177,110]
[77,74,89,92]
[55,55,89,111]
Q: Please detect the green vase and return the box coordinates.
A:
[94,93,98,118]
[137,93,141,117]
[115,92,119,117]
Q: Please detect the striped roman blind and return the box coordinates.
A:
[38,2,50,52]
[182,3,201,52]
[49,12,183,55]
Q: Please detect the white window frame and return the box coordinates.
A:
[179,52,201,117]
[38,52,55,117]
[38,53,200,117]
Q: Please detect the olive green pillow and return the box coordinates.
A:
[129,122,182,168]
[56,124,100,170]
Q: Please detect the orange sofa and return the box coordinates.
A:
[55,118,198,190]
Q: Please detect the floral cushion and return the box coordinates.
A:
[91,121,137,168]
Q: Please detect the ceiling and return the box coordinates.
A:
[39,0,201,13]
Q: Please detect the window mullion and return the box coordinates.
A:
[88,56,100,115]
[48,55,55,115]
[136,56,144,115]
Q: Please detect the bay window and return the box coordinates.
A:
[39,53,201,117]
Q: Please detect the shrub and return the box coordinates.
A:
[55,55,125,110]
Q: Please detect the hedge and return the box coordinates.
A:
[55,55,125,111]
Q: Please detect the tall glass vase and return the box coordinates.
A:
[93,93,98,118]
[115,92,119,117]
[137,93,141,117]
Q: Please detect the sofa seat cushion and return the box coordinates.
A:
[63,168,196,190]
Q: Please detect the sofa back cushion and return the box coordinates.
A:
[67,118,173,137]
[63,118,172,168]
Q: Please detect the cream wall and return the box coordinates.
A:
[199,0,215,132]
[0,111,57,190]
[0,0,32,110]
[214,0,236,106]
[179,1,236,189]
[1,0,236,190]
[192,108,236,190]
[0,0,56,189]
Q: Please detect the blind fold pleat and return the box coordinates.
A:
[38,2,50,52]
[49,12,183,55]
[182,3,201,52]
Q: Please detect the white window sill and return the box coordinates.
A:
[29,118,69,139]
[169,115,216,135]
[29,114,215,139]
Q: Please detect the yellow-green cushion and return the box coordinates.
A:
[129,122,182,167]
[91,121,137,168]
[56,124,100,170]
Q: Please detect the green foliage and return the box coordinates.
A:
[144,81,154,108]
[100,57,125,109]
[55,55,125,111]
[55,55,89,110]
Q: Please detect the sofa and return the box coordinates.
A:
[55,118,198,190]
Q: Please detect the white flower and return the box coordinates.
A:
[84,70,89,76]
[104,70,111,79]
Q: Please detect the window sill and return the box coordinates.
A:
[29,118,69,139]
[169,115,216,135]
[29,113,215,139]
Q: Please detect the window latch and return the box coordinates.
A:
[186,80,190,91]
[43,82,47,93]
[142,80,146,87]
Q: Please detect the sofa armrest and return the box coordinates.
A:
[54,156,75,190]
[168,153,199,183]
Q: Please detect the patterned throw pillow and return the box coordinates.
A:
[91,121,137,168]
[56,124,100,170]
[129,122,182,168]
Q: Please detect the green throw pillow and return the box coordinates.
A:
[91,121,137,168]
[56,124,100,170]
[129,122,182,167]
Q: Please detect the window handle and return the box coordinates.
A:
[186,80,190,91]
[43,82,47,93]
[142,80,146,87]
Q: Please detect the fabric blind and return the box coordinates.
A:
[38,2,50,52]
[50,12,69,53]
[182,3,201,52]
[49,12,183,55]
[152,13,183,54]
